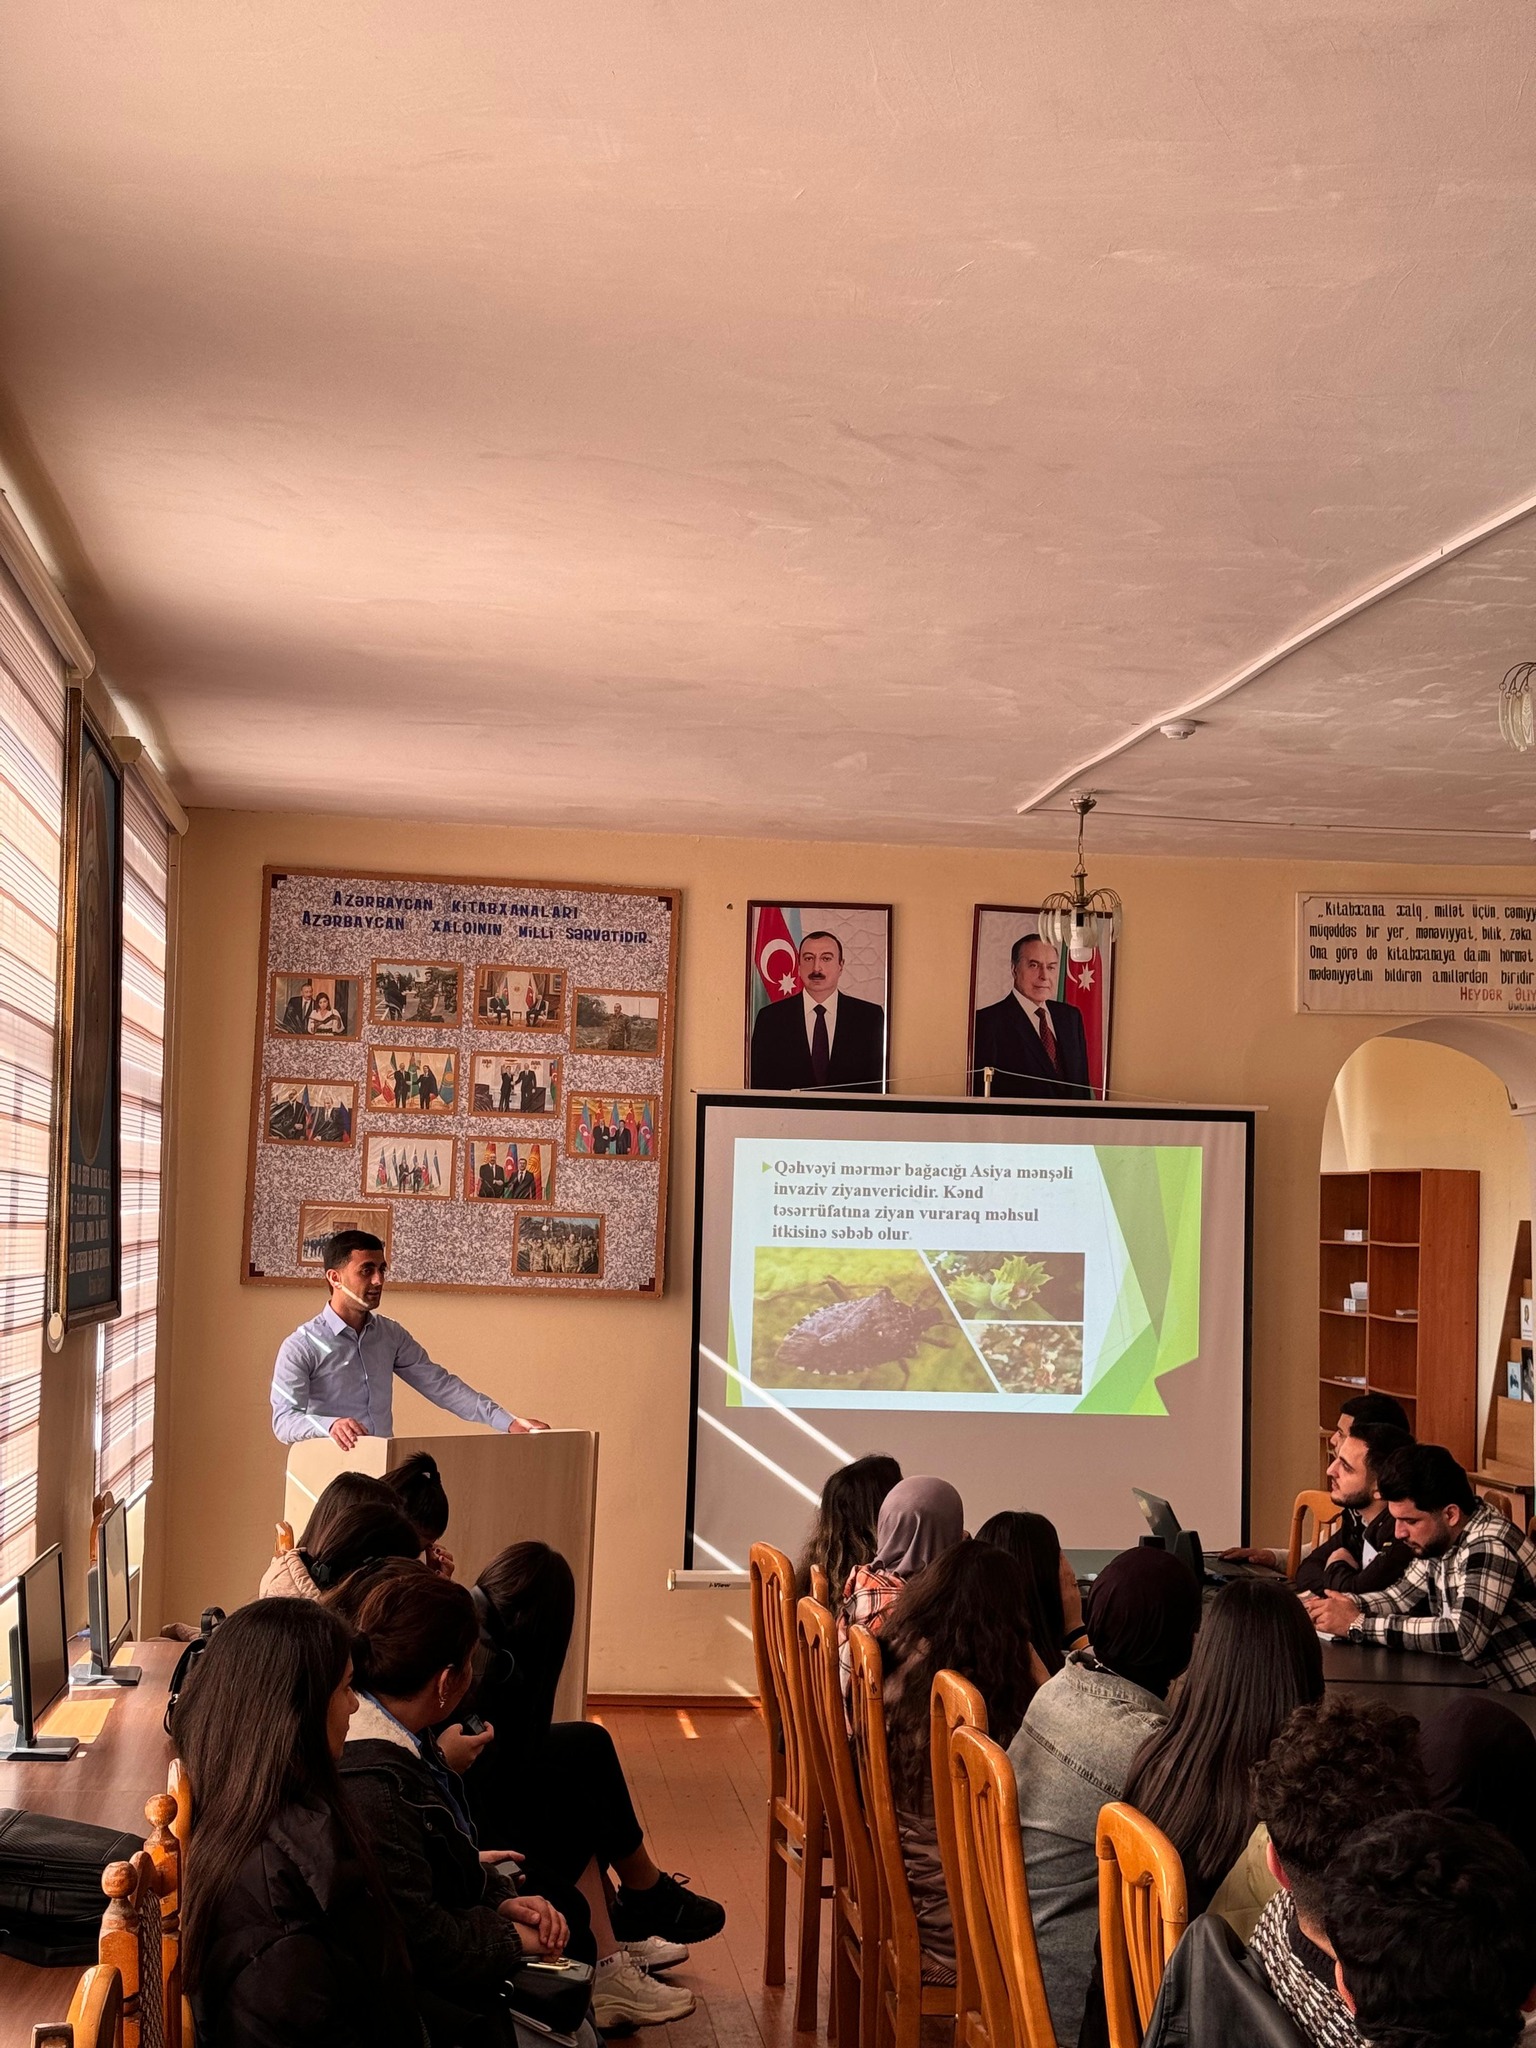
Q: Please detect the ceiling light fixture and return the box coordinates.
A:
[1159,720,1199,740]
[1500,664,1536,752]
[1037,793,1123,963]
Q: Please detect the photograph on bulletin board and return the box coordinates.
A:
[744,901,890,1094]
[244,869,677,1295]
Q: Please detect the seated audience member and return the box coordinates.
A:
[1325,1811,1536,2048]
[881,1539,1040,1982]
[338,1566,576,2047]
[975,1508,1087,1675]
[796,1452,903,1600]
[1124,1578,1324,1917]
[1140,1915,1311,2048]
[468,1541,722,2026]
[839,1474,964,1704]
[1421,1693,1536,1867]
[387,1449,456,1576]
[1304,1443,1536,1691]
[1247,1695,1426,2048]
[172,1599,423,2048]
[260,1495,422,1600]
[1223,1394,1412,1572]
[1295,1420,1414,1596]
[1008,1547,1202,2042]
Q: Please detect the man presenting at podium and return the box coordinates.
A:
[271,1229,549,1446]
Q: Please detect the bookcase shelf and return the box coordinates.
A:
[1317,1169,1478,1474]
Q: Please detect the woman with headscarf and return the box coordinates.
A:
[1006,1548,1203,2044]
[837,1475,964,1709]
[1422,1694,1536,1868]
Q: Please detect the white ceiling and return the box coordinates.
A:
[2,1,1534,858]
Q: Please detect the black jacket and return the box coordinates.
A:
[970,994,1091,1098]
[749,991,887,1091]
[1293,1504,1412,1597]
[190,1801,423,2048]
[339,1723,525,2046]
[1141,1915,1310,2048]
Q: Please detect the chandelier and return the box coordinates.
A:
[1037,793,1123,963]
[1500,664,1536,752]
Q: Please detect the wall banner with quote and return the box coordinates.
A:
[244,868,679,1294]
[1297,892,1536,1015]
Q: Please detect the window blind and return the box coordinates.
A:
[96,773,169,1505]
[0,565,64,1582]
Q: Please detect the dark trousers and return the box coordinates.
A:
[473,1720,646,1894]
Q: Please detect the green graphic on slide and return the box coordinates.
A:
[1074,1146,1203,1415]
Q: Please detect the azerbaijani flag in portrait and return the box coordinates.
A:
[750,904,803,1023]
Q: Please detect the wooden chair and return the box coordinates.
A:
[950,1723,1057,2048]
[810,1563,831,1607]
[30,1965,124,2048]
[275,1519,295,1553]
[1286,1490,1343,1579]
[749,1542,827,2030]
[144,1794,185,2048]
[100,1852,173,2048]
[800,1596,879,2048]
[1096,1803,1187,2048]
[848,1624,958,2048]
[1477,1484,1516,1521]
[931,1672,989,2048]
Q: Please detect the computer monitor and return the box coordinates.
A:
[5,1545,79,1761]
[83,1495,140,1687]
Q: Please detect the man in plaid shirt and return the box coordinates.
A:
[1303,1443,1536,1693]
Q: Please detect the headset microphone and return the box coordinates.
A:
[332,1281,377,1312]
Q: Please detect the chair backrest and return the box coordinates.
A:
[166,1759,193,1860]
[89,1491,119,1569]
[951,1725,1057,2048]
[750,1541,817,1827]
[1096,1802,1187,2048]
[144,1794,183,2048]
[800,1595,877,1934]
[275,1519,295,1554]
[1477,1484,1515,1522]
[101,1852,169,2048]
[810,1563,831,1607]
[848,1624,923,1992]
[931,1672,988,2034]
[1286,1489,1342,1579]
[31,1964,125,2048]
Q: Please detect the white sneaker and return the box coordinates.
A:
[626,1935,691,1972]
[591,1952,696,2029]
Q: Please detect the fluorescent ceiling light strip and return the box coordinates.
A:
[699,1342,855,1463]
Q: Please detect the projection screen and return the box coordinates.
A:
[686,1094,1253,1568]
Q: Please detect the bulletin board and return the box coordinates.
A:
[242,867,679,1295]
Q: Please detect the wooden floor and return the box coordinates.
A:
[0,1700,814,2048]
[599,1702,826,2048]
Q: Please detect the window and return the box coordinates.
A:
[96,773,170,1505]
[0,569,65,1582]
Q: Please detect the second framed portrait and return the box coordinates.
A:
[966,905,1115,1101]
[745,902,890,1093]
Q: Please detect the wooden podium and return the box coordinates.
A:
[283,1430,599,1718]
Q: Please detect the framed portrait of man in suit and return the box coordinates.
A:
[745,902,891,1093]
[966,905,1116,1102]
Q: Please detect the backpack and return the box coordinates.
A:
[163,1605,226,1734]
[0,1808,145,1965]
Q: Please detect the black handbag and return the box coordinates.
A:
[503,1956,595,2041]
[0,1808,144,1965]
[163,1605,226,1734]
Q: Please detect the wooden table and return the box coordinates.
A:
[0,1639,177,2048]
[1322,1636,1536,1729]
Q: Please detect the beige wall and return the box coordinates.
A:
[156,808,1536,1692]
[1324,1036,1530,1441]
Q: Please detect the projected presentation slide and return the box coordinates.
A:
[689,1096,1252,1565]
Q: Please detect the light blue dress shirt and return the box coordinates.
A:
[270,1302,513,1443]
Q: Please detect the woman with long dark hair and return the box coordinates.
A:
[796,1453,903,1599]
[387,1451,456,1577]
[338,1564,572,2047]
[1122,1577,1325,1912]
[468,1542,724,2028]
[880,1539,1040,1981]
[261,1495,422,1601]
[172,1599,422,2048]
[974,1509,1087,1676]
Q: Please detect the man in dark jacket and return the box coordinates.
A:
[749,930,887,1092]
[968,935,1091,1099]
[1222,1418,1414,1594]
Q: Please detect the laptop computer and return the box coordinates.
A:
[1131,1487,1284,1587]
